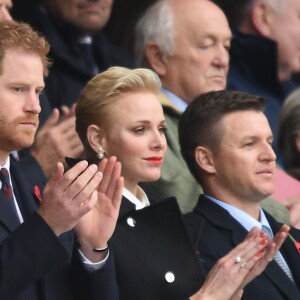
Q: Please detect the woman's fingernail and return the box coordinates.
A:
[260,232,267,239]
[256,252,263,257]
[261,239,268,246]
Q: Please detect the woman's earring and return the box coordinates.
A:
[97,146,105,160]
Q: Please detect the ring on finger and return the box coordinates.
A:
[235,256,242,263]
[240,261,247,268]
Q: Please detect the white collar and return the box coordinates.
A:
[123,186,150,210]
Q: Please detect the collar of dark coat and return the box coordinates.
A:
[0,161,39,232]
[193,194,248,244]
[193,194,300,296]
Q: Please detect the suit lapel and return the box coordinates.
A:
[10,162,39,218]
[0,191,19,231]
[267,214,300,291]
[193,195,248,244]
[0,162,38,233]
[194,197,300,298]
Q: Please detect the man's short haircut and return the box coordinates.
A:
[179,90,266,184]
[0,21,50,76]
[135,0,174,67]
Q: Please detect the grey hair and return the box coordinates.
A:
[135,0,174,67]
[258,0,287,13]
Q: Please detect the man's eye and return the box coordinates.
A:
[243,142,254,147]
[13,87,24,93]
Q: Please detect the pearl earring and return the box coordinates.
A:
[97,146,105,160]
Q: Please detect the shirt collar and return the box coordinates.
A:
[78,36,92,44]
[161,88,188,112]
[206,195,273,234]
[123,186,150,210]
[1,157,10,170]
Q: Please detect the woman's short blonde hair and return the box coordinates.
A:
[76,66,162,160]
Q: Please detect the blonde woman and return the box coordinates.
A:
[74,67,288,300]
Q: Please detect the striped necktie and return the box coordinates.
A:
[261,225,295,283]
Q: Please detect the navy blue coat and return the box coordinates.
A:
[0,160,119,300]
[185,195,300,299]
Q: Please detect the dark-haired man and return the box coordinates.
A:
[180,90,300,299]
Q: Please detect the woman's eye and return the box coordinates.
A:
[133,127,145,135]
[159,127,167,134]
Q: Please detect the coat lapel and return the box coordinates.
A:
[119,196,136,218]
[0,191,19,231]
[193,196,300,298]
[10,162,39,218]
[267,214,300,291]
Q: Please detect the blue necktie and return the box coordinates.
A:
[261,225,294,283]
[79,42,98,75]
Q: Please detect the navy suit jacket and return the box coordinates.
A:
[0,160,118,300]
[185,195,300,299]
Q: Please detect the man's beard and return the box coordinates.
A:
[0,114,39,152]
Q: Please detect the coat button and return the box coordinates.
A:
[165,272,175,283]
[126,217,136,227]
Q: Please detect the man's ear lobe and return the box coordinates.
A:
[145,42,168,76]
[195,146,216,174]
[250,2,273,37]
[295,134,300,153]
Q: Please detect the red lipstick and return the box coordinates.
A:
[145,157,163,165]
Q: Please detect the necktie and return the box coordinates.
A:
[261,225,295,283]
[79,42,98,75]
[0,168,18,218]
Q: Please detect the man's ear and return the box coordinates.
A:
[295,134,300,153]
[87,125,106,153]
[195,146,216,174]
[145,42,168,76]
[250,2,273,37]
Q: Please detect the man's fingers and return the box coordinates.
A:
[43,108,60,129]
[48,162,65,185]
[70,165,103,205]
[55,160,89,192]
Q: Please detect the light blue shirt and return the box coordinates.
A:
[161,88,188,112]
[206,195,294,280]
[206,195,271,233]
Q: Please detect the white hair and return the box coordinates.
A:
[135,0,174,67]
[259,0,287,13]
